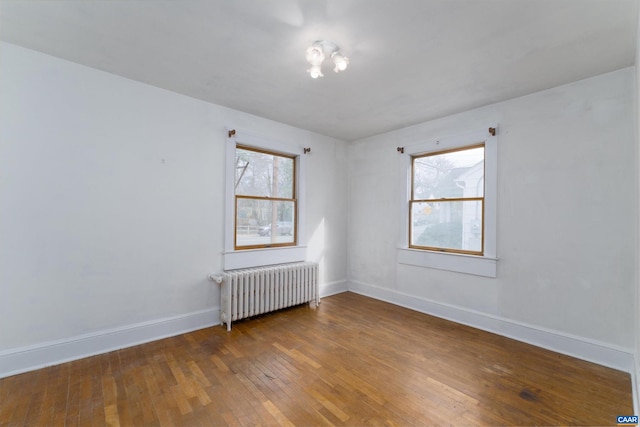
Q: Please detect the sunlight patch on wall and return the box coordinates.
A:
[308,218,325,283]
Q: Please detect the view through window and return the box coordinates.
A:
[410,144,485,255]
[235,145,297,249]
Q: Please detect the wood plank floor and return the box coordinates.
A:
[0,292,633,426]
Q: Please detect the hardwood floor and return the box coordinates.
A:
[0,292,633,426]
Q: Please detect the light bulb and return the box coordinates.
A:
[305,45,325,66]
[332,51,349,72]
[308,64,323,79]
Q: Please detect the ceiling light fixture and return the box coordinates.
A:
[305,40,349,79]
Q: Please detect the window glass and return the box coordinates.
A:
[411,200,483,252]
[235,147,294,199]
[410,145,484,255]
[234,145,296,249]
[236,198,295,247]
[413,146,484,199]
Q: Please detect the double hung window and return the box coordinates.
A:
[398,127,497,277]
[410,145,485,255]
[234,145,297,250]
[223,130,307,270]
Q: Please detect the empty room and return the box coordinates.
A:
[1,0,639,425]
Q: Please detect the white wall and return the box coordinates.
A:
[0,42,348,375]
[348,67,637,370]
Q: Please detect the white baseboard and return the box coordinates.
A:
[348,280,635,373]
[320,279,348,298]
[0,308,220,379]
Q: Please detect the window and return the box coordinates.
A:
[410,144,485,255]
[223,130,307,270]
[398,127,497,277]
[234,145,297,249]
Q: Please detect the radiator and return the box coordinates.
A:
[217,262,319,331]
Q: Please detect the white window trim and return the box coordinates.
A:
[397,126,498,277]
[224,129,307,270]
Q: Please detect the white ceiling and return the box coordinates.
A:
[0,0,638,141]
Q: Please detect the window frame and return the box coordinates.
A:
[397,127,497,278]
[409,143,485,256]
[234,144,298,250]
[224,130,307,270]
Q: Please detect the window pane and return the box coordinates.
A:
[413,146,484,200]
[411,200,483,253]
[235,147,294,198]
[236,198,295,247]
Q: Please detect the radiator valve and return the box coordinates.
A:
[208,273,223,284]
